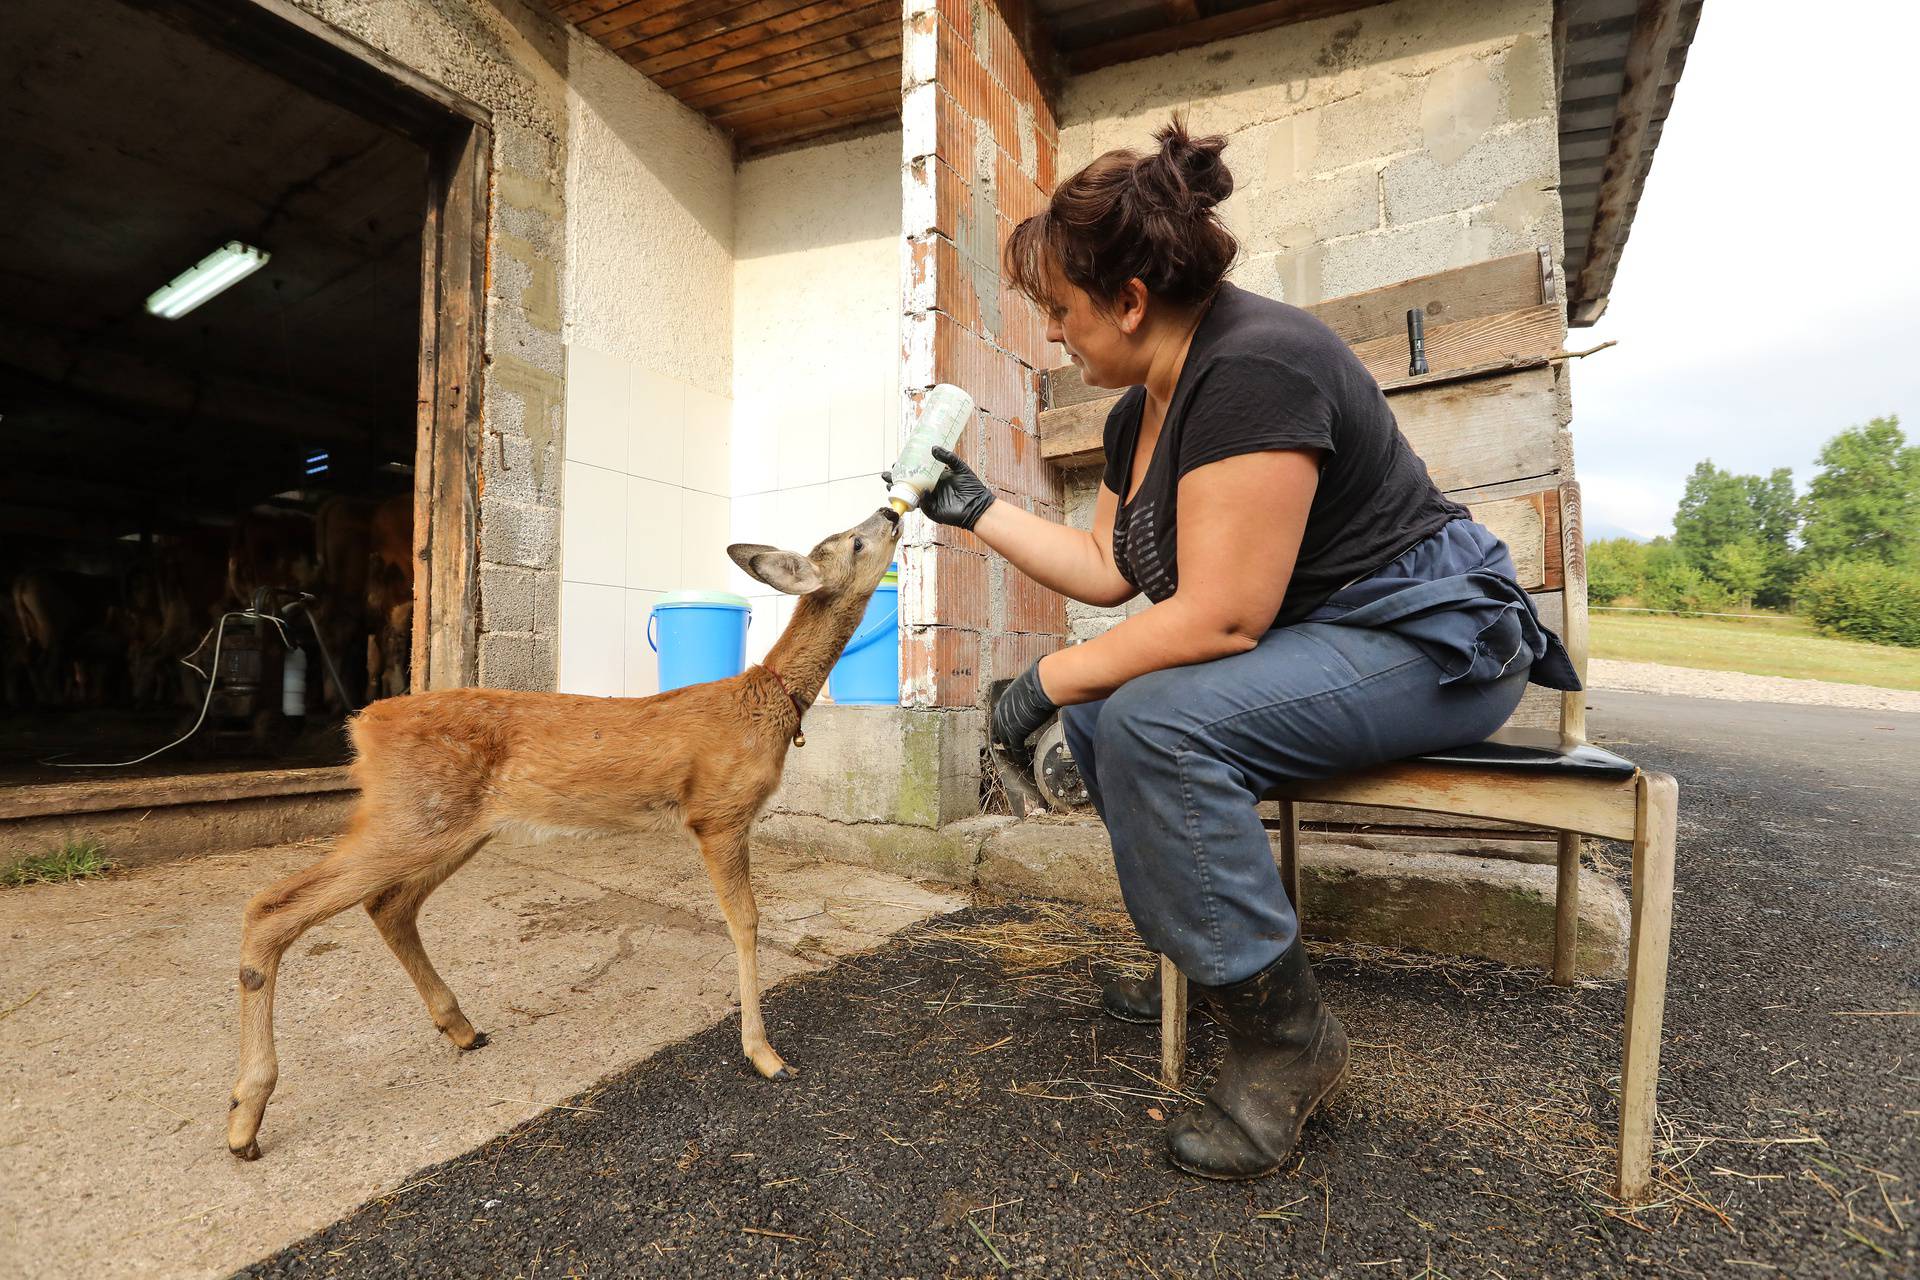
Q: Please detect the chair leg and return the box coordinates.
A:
[1553,831,1581,985]
[1617,771,1678,1203]
[1279,800,1301,914]
[1159,955,1188,1089]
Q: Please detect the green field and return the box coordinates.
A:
[1588,610,1920,691]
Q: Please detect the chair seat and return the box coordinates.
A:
[1410,727,1637,779]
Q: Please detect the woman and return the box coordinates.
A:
[902,120,1579,1181]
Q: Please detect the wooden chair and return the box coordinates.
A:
[1037,251,1681,1203]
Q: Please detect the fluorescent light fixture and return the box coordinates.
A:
[146,241,270,319]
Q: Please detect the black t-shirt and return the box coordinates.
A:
[1104,283,1469,628]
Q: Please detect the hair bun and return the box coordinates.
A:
[1149,118,1233,209]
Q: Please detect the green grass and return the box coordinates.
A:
[1589,610,1920,691]
[2,838,112,888]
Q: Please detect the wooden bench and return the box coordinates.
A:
[1037,250,1680,1203]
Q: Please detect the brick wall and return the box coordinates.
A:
[900,0,1066,709]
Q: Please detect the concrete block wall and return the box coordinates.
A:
[293,0,575,692]
[1053,0,1563,639]
[900,0,1068,709]
[1057,0,1562,309]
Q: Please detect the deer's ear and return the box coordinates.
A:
[728,544,823,595]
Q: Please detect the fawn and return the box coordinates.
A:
[226,508,902,1159]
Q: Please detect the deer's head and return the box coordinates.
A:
[728,507,901,603]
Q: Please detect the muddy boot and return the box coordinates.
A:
[1101,971,1162,1024]
[1165,944,1348,1180]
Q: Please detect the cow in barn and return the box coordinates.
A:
[311,497,377,711]
[12,570,121,707]
[366,495,414,700]
[227,511,318,609]
[125,532,228,709]
[0,577,32,710]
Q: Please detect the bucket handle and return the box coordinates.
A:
[646,609,658,653]
[843,603,898,655]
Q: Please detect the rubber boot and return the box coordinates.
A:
[1101,971,1161,1024]
[1165,944,1348,1180]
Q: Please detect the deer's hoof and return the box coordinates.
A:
[770,1065,797,1081]
[461,1030,490,1051]
[229,1140,261,1161]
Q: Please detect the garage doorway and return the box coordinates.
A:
[1,0,486,801]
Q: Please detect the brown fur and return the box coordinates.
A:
[225,508,902,1160]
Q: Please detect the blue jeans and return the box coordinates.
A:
[1061,622,1528,986]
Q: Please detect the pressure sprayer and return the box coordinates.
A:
[885,383,976,515]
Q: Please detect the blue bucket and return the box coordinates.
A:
[648,591,752,692]
[828,564,899,705]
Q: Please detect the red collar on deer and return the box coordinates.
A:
[757,664,810,747]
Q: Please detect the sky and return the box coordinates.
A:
[1570,0,1920,540]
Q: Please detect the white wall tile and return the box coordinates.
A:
[625,476,684,591]
[629,367,686,486]
[776,397,832,490]
[829,383,885,482]
[730,394,780,496]
[684,386,732,496]
[680,490,734,591]
[727,493,774,596]
[564,344,627,472]
[775,484,829,555]
[623,589,665,698]
[826,476,884,533]
[557,580,624,697]
[744,593,781,665]
[561,461,626,587]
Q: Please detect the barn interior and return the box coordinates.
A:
[1,0,426,785]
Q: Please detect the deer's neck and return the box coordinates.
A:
[764,591,869,708]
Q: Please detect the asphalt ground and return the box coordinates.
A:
[236,691,1917,1278]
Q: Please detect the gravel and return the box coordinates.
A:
[233,694,1919,1279]
[1588,658,1920,714]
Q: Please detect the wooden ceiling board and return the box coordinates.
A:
[545,0,903,153]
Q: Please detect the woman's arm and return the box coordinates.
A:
[972,482,1134,608]
[1036,449,1321,704]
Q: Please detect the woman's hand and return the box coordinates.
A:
[991,659,1058,756]
[882,447,995,529]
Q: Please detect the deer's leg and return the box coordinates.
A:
[364,840,491,1050]
[694,825,790,1080]
[227,829,419,1160]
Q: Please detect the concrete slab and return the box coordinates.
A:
[0,833,963,1280]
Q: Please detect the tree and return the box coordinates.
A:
[1799,416,1920,567]
[1586,538,1646,604]
[1711,539,1768,608]
[1744,467,1800,606]
[1672,461,1759,567]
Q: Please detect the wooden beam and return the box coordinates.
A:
[680,37,900,113]
[1571,0,1688,323]
[630,1,894,80]
[1345,303,1562,390]
[1304,250,1548,348]
[1269,763,1641,842]
[710,67,899,129]
[1039,363,1564,498]
[1066,0,1390,74]
[657,8,896,93]
[0,767,356,822]
[416,124,488,693]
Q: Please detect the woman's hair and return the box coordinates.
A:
[1005,116,1237,314]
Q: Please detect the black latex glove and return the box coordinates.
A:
[991,660,1058,757]
[880,445,995,529]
